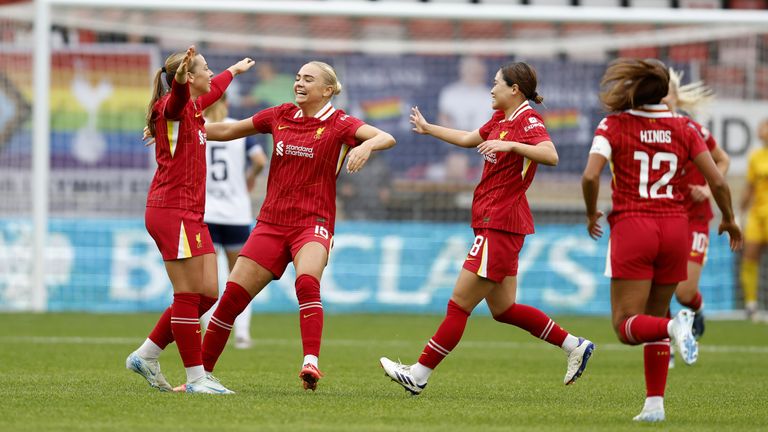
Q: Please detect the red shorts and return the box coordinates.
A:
[687,222,710,265]
[145,207,214,261]
[462,228,525,283]
[239,221,334,279]
[607,216,688,284]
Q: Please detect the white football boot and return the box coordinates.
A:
[125,351,173,392]
[668,310,698,365]
[380,357,427,395]
[564,337,595,385]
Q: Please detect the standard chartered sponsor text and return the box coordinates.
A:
[286,144,314,158]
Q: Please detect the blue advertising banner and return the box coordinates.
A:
[0,219,736,314]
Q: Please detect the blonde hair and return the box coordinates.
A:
[668,67,714,119]
[308,61,343,96]
[203,93,227,123]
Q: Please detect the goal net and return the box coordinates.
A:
[2,0,767,315]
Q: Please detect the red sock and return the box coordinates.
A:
[202,282,251,372]
[148,306,174,349]
[643,339,670,397]
[147,296,218,350]
[680,292,703,312]
[418,300,470,369]
[199,295,217,317]
[618,315,670,345]
[493,303,568,347]
[296,274,323,358]
[171,293,202,368]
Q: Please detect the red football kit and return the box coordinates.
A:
[462,101,552,282]
[679,120,717,265]
[239,102,365,278]
[590,104,709,282]
[145,70,233,260]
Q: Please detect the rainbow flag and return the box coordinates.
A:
[0,47,154,132]
[360,97,403,121]
[542,109,580,131]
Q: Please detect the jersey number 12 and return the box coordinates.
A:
[633,151,677,199]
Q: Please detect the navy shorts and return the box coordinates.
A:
[207,223,252,251]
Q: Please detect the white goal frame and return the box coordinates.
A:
[21,0,768,311]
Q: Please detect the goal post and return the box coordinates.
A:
[2,0,766,313]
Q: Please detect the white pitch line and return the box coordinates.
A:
[2,336,767,354]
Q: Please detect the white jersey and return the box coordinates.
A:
[204,117,265,225]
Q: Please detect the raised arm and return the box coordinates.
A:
[692,151,742,251]
[206,117,259,142]
[164,46,195,120]
[581,153,608,240]
[346,124,396,174]
[198,57,255,109]
[410,106,484,148]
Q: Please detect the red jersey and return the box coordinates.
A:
[251,102,365,231]
[147,71,233,213]
[473,101,551,234]
[590,104,709,225]
[679,120,717,223]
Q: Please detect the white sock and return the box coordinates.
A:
[561,334,580,354]
[643,396,664,412]
[186,365,206,383]
[136,338,162,360]
[666,318,676,336]
[411,362,432,385]
[303,355,319,368]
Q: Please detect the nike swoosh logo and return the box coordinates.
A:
[195,112,202,118]
[303,313,319,319]
[196,329,201,334]
[278,125,289,130]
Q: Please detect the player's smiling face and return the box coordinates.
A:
[294,63,334,105]
[490,69,517,111]
[188,55,214,95]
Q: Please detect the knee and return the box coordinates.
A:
[295,274,321,300]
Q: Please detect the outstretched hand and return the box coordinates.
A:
[229,57,255,76]
[174,46,196,85]
[586,210,604,240]
[410,106,430,135]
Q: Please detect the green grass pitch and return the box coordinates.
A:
[0,313,766,431]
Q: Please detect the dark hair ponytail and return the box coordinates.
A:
[500,62,544,104]
[599,58,670,112]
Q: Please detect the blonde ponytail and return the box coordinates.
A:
[668,67,714,119]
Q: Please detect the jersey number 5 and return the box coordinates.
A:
[209,144,228,181]
[633,151,677,199]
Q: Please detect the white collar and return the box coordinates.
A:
[507,100,532,122]
[627,104,675,119]
[294,101,336,121]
